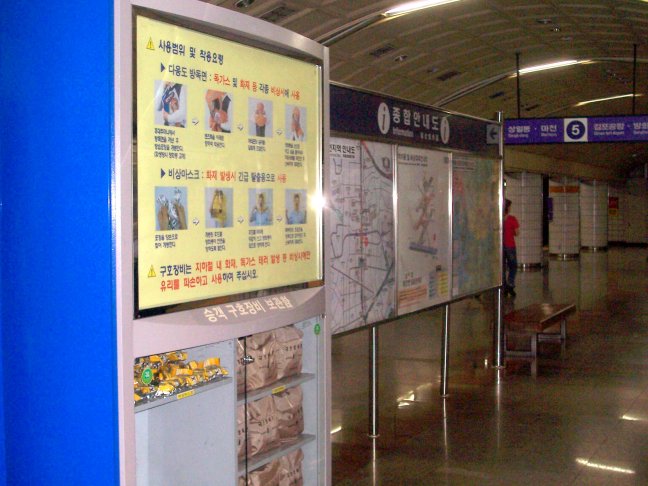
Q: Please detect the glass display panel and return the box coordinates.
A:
[134,15,323,313]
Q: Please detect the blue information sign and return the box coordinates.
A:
[505,115,648,144]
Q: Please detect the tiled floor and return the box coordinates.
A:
[331,247,648,485]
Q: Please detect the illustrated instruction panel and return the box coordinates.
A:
[396,147,450,315]
[136,16,322,310]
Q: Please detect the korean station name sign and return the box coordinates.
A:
[505,115,648,144]
[135,16,322,311]
[330,84,498,154]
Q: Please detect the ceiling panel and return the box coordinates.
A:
[203,0,648,177]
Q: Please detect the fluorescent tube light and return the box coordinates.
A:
[575,93,639,107]
[576,458,635,475]
[384,0,461,17]
[518,60,580,75]
[621,414,646,422]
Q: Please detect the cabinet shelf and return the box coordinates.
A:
[238,433,315,477]
[135,376,232,413]
[237,372,315,406]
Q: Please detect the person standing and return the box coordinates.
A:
[503,198,520,297]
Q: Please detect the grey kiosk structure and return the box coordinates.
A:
[115,1,330,484]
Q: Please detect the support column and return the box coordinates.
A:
[580,180,608,251]
[505,172,543,268]
[608,184,627,243]
[549,177,580,259]
[626,178,648,244]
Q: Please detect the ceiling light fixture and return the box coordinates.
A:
[575,93,639,107]
[621,414,646,421]
[384,0,461,17]
[576,458,635,475]
[518,59,581,75]
[234,0,255,8]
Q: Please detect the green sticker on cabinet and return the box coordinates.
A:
[141,367,153,385]
[314,323,321,335]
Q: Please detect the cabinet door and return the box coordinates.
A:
[238,318,323,485]
[135,340,237,486]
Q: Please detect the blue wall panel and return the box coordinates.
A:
[1,1,118,484]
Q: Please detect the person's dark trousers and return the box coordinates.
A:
[503,246,517,295]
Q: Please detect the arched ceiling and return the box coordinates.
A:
[204,0,648,177]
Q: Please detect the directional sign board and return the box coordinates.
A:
[505,115,648,144]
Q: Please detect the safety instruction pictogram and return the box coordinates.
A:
[148,265,156,278]
[146,37,155,50]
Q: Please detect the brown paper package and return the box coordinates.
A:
[245,395,280,458]
[273,386,304,443]
[274,326,304,380]
[237,331,278,394]
[243,458,282,486]
[279,448,304,486]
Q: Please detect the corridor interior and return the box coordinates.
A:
[331,247,648,485]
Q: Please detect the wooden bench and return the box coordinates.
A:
[504,303,576,374]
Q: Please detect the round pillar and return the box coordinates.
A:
[505,172,543,268]
[580,180,608,251]
[608,184,626,243]
[549,177,580,258]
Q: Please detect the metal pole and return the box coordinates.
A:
[493,287,505,368]
[368,326,379,438]
[440,304,450,397]
[516,52,521,119]
[494,110,505,369]
[633,44,638,115]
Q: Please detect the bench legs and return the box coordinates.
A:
[505,320,567,375]
[538,319,568,356]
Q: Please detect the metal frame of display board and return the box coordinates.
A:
[114,0,330,483]
[494,112,505,369]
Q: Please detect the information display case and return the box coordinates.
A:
[327,85,503,335]
[115,1,330,484]
[134,317,324,485]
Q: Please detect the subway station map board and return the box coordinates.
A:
[328,138,395,334]
[396,147,451,315]
[135,16,322,311]
[452,156,501,297]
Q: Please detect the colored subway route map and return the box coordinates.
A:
[452,156,502,297]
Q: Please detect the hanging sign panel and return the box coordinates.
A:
[396,147,451,315]
[452,156,502,297]
[328,138,396,334]
[135,16,322,311]
[505,115,648,144]
[330,84,498,155]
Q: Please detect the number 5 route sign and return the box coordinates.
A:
[564,118,588,143]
